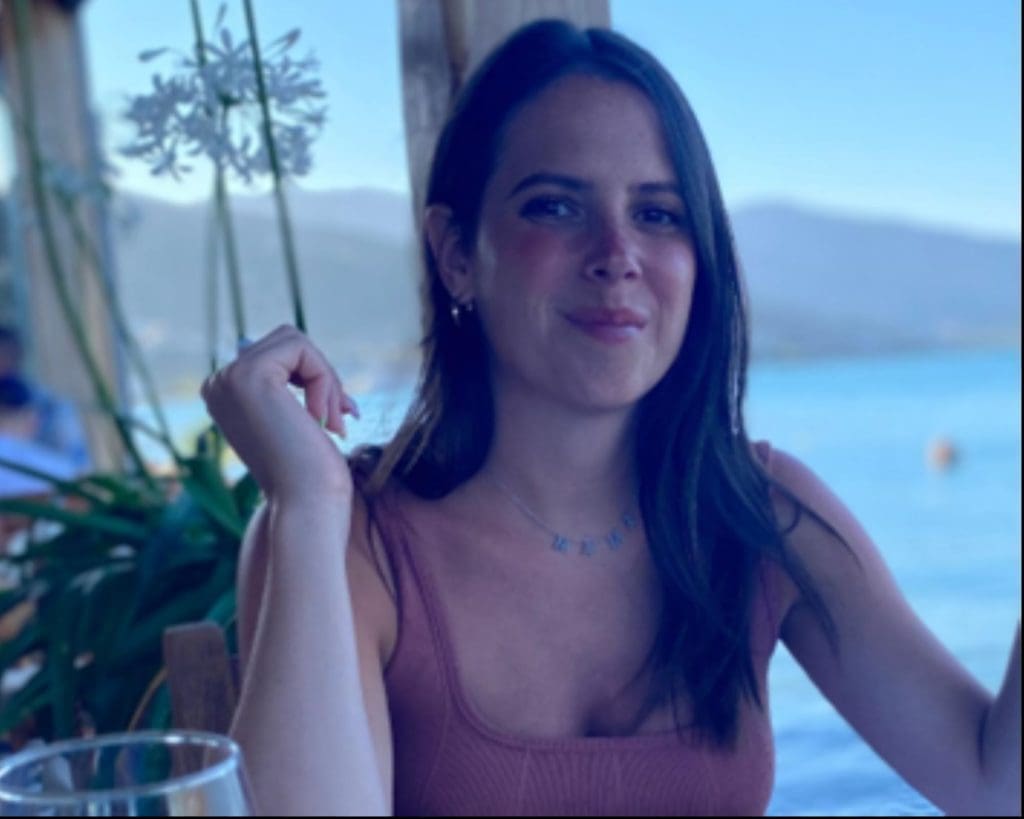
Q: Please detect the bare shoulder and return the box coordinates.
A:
[759,444,924,655]
[756,443,873,586]
[749,442,898,641]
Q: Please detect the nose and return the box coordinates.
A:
[583,216,640,283]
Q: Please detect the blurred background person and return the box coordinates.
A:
[0,369,78,498]
[0,324,91,481]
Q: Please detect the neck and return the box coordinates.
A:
[473,381,639,535]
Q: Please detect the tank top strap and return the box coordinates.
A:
[366,483,458,684]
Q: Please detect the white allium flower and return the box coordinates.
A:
[120,6,327,183]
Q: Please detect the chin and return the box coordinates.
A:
[564,382,650,415]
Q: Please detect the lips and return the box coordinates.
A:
[563,307,648,330]
[562,306,648,343]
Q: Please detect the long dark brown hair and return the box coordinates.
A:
[354,19,840,746]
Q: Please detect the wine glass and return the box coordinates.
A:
[0,730,253,815]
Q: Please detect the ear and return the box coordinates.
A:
[424,205,475,305]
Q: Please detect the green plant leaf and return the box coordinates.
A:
[134,492,206,602]
[78,473,164,507]
[73,563,135,656]
[111,411,179,458]
[12,523,134,562]
[231,471,261,522]
[32,570,86,739]
[80,652,163,735]
[0,498,148,540]
[136,678,172,732]
[0,585,30,619]
[112,560,234,666]
[81,567,140,669]
[0,666,48,735]
[181,458,243,537]
[0,619,43,673]
[0,456,107,504]
[203,586,237,629]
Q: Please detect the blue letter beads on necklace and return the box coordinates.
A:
[603,511,638,552]
[493,476,639,557]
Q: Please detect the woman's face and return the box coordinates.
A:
[466,73,697,414]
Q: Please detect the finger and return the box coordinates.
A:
[330,382,348,439]
[229,329,339,427]
[341,391,361,419]
[234,324,296,358]
[279,343,337,395]
[319,380,342,438]
[302,371,332,428]
[264,323,301,343]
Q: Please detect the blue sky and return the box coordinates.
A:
[77,0,1021,239]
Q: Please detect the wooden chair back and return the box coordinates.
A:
[162,621,239,735]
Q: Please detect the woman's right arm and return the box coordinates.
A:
[201,326,392,815]
[231,497,393,816]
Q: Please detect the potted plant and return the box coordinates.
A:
[0,0,325,743]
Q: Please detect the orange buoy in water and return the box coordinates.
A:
[927,437,959,471]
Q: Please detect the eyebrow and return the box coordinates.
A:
[506,172,587,199]
[506,172,683,199]
[634,181,684,197]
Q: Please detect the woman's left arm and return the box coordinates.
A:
[771,449,1020,816]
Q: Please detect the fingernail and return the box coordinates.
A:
[319,413,328,429]
[343,395,361,419]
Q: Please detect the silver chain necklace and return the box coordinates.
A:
[491,476,640,556]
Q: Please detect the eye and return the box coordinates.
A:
[635,206,685,230]
[520,196,581,222]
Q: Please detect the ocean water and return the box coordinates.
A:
[145,348,1021,815]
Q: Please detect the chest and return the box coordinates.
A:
[424,526,683,739]
[381,488,780,815]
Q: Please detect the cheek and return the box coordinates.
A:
[478,217,576,290]
[504,230,574,287]
[653,253,698,341]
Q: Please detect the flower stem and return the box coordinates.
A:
[202,177,226,466]
[53,190,182,462]
[214,157,247,342]
[204,176,221,375]
[189,0,247,344]
[11,0,155,487]
[242,0,307,333]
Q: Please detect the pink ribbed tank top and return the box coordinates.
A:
[373,469,786,816]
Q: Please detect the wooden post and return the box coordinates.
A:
[398,0,611,222]
[0,0,125,471]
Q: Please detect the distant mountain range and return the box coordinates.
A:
[109,187,1019,396]
[731,202,1020,357]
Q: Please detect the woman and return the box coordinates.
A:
[202,20,1020,816]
